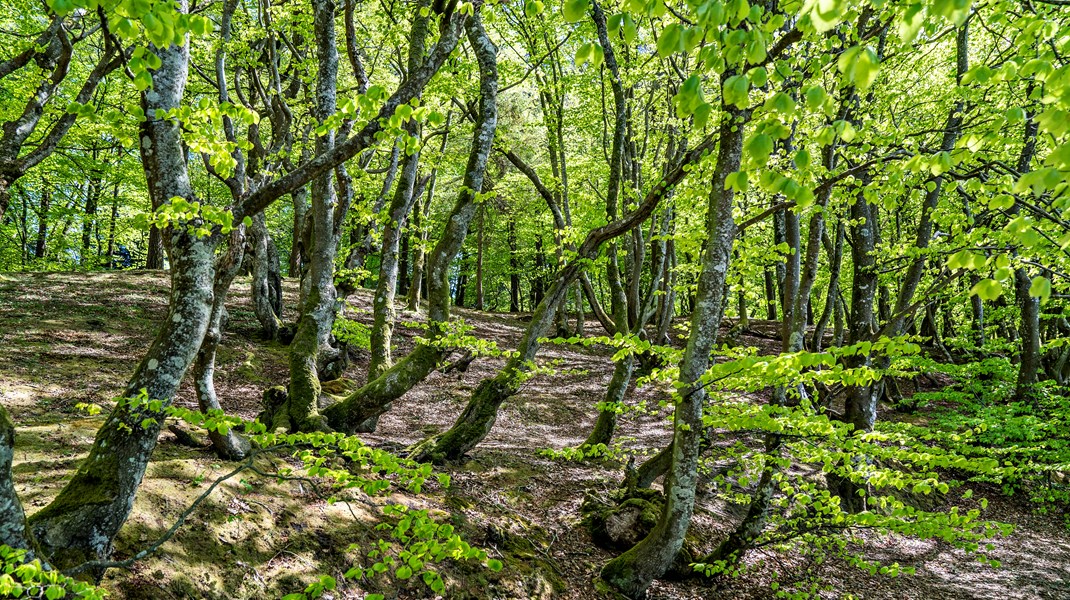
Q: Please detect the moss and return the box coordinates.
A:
[582,490,664,552]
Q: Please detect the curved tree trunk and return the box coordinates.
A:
[249,212,284,340]
[369,3,431,378]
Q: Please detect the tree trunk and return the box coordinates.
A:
[289,185,309,276]
[0,405,35,555]
[33,185,48,259]
[145,224,164,269]
[368,2,431,377]
[508,219,521,312]
[249,212,284,340]
[322,11,499,433]
[277,0,341,433]
[29,231,218,569]
[193,228,252,459]
[600,102,744,598]
[475,204,486,310]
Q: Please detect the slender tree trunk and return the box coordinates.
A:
[249,212,284,339]
[475,204,486,310]
[508,219,521,312]
[145,225,164,269]
[369,3,431,377]
[106,182,119,268]
[1012,106,1041,399]
[193,229,252,459]
[289,185,309,276]
[33,185,49,259]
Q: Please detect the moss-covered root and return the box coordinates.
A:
[0,406,36,555]
[410,376,513,464]
[321,344,441,434]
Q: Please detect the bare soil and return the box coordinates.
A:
[1,271,1068,599]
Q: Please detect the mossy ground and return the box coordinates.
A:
[1,272,1069,599]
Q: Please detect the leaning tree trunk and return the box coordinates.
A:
[26,18,224,569]
[28,231,218,570]
[369,2,431,378]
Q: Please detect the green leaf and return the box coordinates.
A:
[657,23,682,57]
[562,0,588,22]
[746,133,774,166]
[1029,276,1051,304]
[969,278,1003,301]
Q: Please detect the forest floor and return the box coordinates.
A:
[1,271,1069,599]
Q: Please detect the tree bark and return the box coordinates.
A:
[278,0,341,433]
[323,10,498,433]
[601,104,744,598]
[194,228,252,459]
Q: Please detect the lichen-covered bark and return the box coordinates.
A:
[0,405,35,555]
[27,15,221,568]
[29,231,217,569]
[194,228,252,459]
[324,12,498,433]
[600,104,743,598]
[281,0,340,433]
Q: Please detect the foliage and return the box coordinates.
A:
[0,546,105,599]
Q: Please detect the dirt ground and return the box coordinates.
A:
[1,271,1068,599]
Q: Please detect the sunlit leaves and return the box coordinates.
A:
[575,42,604,68]
[970,278,1003,301]
[1029,276,1052,304]
[722,73,751,109]
[562,0,588,22]
[838,46,881,92]
[745,132,774,166]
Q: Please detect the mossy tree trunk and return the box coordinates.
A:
[25,18,224,568]
[0,405,35,556]
[279,0,340,433]
[324,11,499,433]
[369,2,431,379]
[600,100,744,598]
[28,232,219,569]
